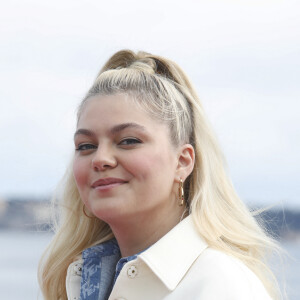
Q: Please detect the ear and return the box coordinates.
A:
[175,144,195,182]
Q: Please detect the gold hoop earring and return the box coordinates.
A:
[178,179,184,206]
[83,204,94,219]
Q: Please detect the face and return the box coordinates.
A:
[73,94,182,224]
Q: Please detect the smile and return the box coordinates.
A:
[91,177,128,191]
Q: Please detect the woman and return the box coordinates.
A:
[39,50,281,299]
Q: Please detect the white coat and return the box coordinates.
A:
[66,216,272,300]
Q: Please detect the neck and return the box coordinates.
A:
[108,206,187,257]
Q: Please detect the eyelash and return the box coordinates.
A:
[75,138,141,152]
[119,138,141,146]
[75,144,96,151]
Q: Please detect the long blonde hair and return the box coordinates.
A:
[39,50,281,299]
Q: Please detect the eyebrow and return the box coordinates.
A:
[110,122,147,134]
[74,122,147,139]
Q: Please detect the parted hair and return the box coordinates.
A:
[38,50,281,300]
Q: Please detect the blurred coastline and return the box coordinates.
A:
[1,197,299,299]
[0,197,300,241]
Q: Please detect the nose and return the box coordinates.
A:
[92,145,117,171]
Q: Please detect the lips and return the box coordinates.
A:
[91,177,127,188]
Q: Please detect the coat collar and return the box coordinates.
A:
[139,215,208,291]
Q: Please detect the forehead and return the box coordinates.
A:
[77,94,165,132]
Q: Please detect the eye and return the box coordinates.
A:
[75,143,97,151]
[119,138,141,146]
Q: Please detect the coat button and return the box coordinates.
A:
[127,265,138,278]
[73,263,82,276]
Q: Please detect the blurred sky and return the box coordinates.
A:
[0,0,299,208]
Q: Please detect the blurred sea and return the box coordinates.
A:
[0,231,299,299]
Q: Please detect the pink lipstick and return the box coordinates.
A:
[91,177,127,191]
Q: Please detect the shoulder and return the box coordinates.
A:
[183,248,272,300]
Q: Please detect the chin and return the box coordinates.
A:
[92,203,129,224]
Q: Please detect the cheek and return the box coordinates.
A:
[73,158,89,189]
[124,149,175,181]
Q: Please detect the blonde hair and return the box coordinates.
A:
[39,50,281,299]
